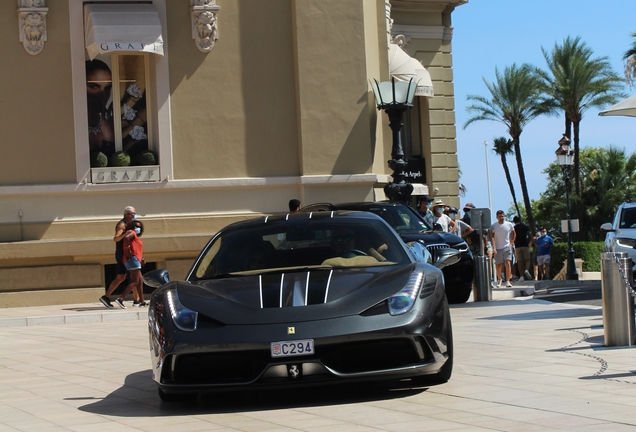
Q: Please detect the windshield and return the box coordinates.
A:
[619,207,636,229]
[190,217,410,281]
[359,204,431,233]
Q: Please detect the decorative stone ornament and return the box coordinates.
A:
[18,0,48,55]
[191,0,220,53]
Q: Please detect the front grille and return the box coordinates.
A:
[321,339,424,373]
[425,243,449,252]
[169,352,267,384]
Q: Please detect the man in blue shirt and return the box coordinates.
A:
[535,228,554,280]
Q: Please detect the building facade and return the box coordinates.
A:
[0,0,466,306]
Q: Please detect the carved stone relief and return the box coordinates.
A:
[18,0,48,55]
[191,0,221,53]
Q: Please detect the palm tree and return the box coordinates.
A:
[538,36,624,197]
[492,137,522,218]
[464,64,548,233]
[581,146,636,240]
[622,31,636,86]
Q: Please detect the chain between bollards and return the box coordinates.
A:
[612,254,636,298]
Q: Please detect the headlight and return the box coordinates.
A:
[616,238,636,248]
[388,272,424,316]
[166,289,198,331]
[452,241,469,252]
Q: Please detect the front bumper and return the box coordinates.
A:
[148,296,451,393]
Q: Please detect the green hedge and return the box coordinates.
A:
[549,241,604,275]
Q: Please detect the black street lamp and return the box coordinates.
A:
[371,77,418,203]
[555,134,579,280]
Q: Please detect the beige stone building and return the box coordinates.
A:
[0,0,465,307]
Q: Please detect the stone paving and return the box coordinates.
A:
[0,295,635,431]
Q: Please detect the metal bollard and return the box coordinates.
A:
[473,256,492,302]
[600,252,635,347]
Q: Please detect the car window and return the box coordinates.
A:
[619,207,636,229]
[190,218,410,280]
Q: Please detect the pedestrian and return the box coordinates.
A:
[513,216,533,281]
[449,207,475,241]
[461,202,475,225]
[531,231,541,280]
[535,228,554,280]
[288,199,301,213]
[113,220,147,308]
[431,199,456,233]
[416,195,435,227]
[99,206,136,309]
[490,210,516,287]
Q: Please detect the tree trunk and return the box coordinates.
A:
[501,155,522,218]
[512,136,535,233]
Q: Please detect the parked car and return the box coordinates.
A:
[301,202,475,304]
[143,211,459,401]
[601,201,636,267]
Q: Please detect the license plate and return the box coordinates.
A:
[270,339,314,358]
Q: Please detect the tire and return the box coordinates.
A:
[445,282,472,304]
[158,387,197,402]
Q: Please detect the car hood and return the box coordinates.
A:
[400,231,463,245]
[169,263,437,325]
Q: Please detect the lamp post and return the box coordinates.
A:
[371,77,418,202]
[555,134,579,280]
[484,141,492,211]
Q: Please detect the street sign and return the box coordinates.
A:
[561,219,580,233]
[470,208,491,233]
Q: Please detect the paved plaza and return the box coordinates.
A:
[0,296,635,431]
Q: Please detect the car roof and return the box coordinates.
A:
[220,209,388,233]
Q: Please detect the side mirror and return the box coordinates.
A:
[432,248,461,270]
[600,222,614,232]
[143,269,170,288]
[406,240,432,264]
[433,223,444,231]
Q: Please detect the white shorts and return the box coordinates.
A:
[537,255,550,265]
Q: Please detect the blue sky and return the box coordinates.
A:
[452,0,636,219]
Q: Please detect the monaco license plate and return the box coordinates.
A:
[270,339,314,358]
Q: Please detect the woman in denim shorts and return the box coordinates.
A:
[114,220,146,307]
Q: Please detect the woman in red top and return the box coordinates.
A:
[115,220,146,307]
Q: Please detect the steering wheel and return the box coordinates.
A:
[342,249,368,258]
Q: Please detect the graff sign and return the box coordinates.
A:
[91,166,161,184]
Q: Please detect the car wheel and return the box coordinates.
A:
[445,283,472,304]
[158,387,197,402]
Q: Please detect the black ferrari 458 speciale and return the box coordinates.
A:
[143,210,459,401]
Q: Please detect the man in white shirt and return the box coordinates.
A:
[490,210,516,287]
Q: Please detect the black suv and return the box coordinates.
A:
[302,202,474,303]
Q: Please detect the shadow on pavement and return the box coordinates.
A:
[479,307,602,321]
[78,370,426,417]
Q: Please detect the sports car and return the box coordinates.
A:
[143,211,459,401]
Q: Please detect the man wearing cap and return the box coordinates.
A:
[461,203,475,224]
[431,199,456,232]
[416,195,435,227]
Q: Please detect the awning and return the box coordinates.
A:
[599,94,636,117]
[84,4,164,60]
[411,183,429,195]
[410,58,434,98]
[388,44,433,98]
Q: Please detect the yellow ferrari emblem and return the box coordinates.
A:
[287,327,295,335]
